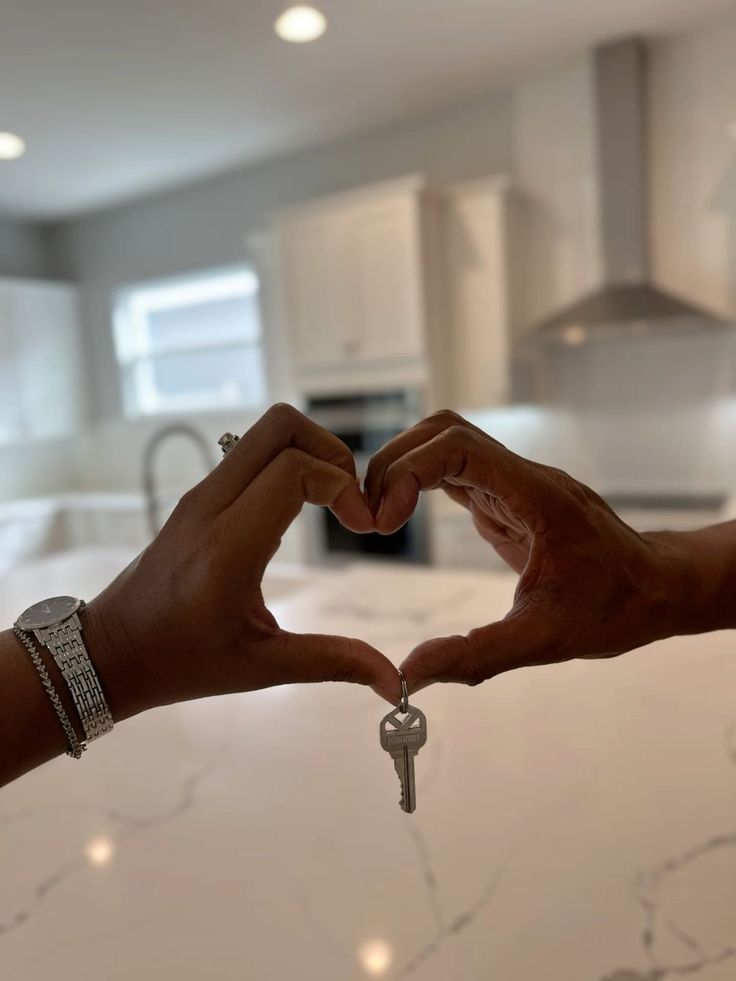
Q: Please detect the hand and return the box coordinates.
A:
[365,411,693,691]
[85,404,401,719]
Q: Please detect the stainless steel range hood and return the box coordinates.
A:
[532,39,729,346]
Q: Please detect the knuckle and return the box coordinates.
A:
[538,463,579,494]
[328,441,354,472]
[435,426,479,475]
[172,487,199,521]
[266,401,300,431]
[277,445,305,470]
[431,634,485,686]
[328,641,363,684]
[427,408,465,428]
[540,464,604,514]
[441,423,475,445]
[458,635,488,686]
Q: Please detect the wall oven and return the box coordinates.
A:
[304,390,429,565]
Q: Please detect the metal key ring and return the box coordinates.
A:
[397,669,409,714]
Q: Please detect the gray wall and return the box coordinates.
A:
[42,52,608,499]
[42,20,736,499]
[48,84,515,419]
[0,219,53,278]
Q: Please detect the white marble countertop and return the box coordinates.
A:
[1,549,735,981]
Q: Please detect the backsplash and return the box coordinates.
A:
[468,329,736,495]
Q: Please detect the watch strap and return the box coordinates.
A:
[36,612,114,742]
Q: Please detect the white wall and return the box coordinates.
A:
[45,78,516,495]
[649,11,736,318]
[553,11,736,494]
[509,55,602,336]
[10,9,736,504]
[48,84,514,419]
[0,222,75,502]
[47,54,597,496]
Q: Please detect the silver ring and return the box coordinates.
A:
[218,432,239,457]
[397,669,409,713]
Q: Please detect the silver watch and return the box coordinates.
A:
[15,597,114,743]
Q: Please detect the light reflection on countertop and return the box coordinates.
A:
[1,548,735,980]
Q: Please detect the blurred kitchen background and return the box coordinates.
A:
[3,4,736,981]
[3,0,736,566]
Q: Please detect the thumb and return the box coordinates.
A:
[400,611,545,691]
[271,630,402,703]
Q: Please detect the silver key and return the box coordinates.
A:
[380,671,427,814]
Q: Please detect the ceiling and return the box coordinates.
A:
[0,0,731,222]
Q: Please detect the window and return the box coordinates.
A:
[113,267,266,417]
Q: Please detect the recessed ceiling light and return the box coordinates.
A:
[0,132,26,161]
[274,5,327,43]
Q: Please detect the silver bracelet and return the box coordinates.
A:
[15,597,114,745]
[13,627,86,759]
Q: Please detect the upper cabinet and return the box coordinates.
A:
[272,176,431,393]
[265,173,513,406]
[436,177,511,410]
[0,279,85,444]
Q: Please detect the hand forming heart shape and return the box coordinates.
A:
[84,404,693,724]
[362,410,687,693]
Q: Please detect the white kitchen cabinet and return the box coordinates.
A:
[273,176,430,392]
[0,279,85,444]
[278,211,348,369]
[435,176,511,410]
[344,194,426,362]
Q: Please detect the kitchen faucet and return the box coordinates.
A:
[143,423,217,537]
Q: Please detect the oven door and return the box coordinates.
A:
[305,391,429,566]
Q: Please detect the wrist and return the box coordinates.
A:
[642,525,736,638]
[81,597,157,723]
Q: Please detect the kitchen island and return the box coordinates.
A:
[1,549,734,980]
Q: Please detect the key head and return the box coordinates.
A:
[380,704,427,754]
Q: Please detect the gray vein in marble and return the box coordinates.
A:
[603,719,736,981]
[0,806,35,827]
[321,589,471,628]
[663,916,705,961]
[406,822,445,932]
[0,756,218,939]
[104,755,217,830]
[416,733,443,797]
[294,888,357,971]
[293,811,500,980]
[391,869,502,979]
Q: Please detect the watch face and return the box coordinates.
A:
[17,596,82,631]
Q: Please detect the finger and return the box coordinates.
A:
[364,410,490,514]
[400,612,545,691]
[226,448,373,577]
[375,426,543,534]
[266,631,402,703]
[194,403,357,512]
[467,504,529,572]
[443,484,472,510]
